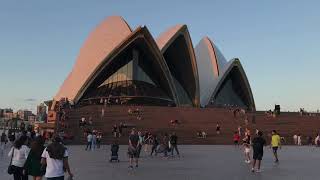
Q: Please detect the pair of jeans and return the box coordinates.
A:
[12,166,28,180]
[91,140,96,150]
[170,144,180,156]
[47,176,64,180]
[86,141,92,150]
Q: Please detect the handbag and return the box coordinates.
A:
[7,148,15,175]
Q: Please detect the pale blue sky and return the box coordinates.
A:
[0,0,319,112]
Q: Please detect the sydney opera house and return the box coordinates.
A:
[54,16,255,111]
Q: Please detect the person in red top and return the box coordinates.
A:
[233,131,240,147]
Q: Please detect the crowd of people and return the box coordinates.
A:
[231,128,282,173]
[231,126,320,173]
[80,104,320,173]
[1,129,73,180]
[8,100,317,178]
[103,128,181,169]
[85,130,103,151]
[126,128,180,169]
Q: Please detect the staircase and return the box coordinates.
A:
[62,105,320,145]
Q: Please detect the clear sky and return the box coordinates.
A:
[0,0,319,112]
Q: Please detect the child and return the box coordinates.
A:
[110,140,120,162]
[243,142,251,163]
[233,131,240,147]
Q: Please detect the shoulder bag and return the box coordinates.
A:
[7,148,15,174]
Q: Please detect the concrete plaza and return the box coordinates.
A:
[1,145,320,180]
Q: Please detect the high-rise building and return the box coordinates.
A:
[28,114,36,122]
[0,109,4,118]
[37,103,47,122]
[17,110,33,121]
[3,108,14,121]
[37,103,47,116]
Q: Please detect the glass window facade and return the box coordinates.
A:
[172,77,192,105]
[101,61,134,86]
[81,48,174,106]
[209,67,250,109]
[162,35,195,106]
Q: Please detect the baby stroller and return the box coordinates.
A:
[109,143,120,162]
[156,144,170,156]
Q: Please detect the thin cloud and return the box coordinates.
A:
[24,98,37,102]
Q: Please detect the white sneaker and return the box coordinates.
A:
[247,160,251,164]
[251,168,255,172]
[256,169,262,173]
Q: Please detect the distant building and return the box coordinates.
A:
[17,110,33,121]
[28,114,36,122]
[0,109,4,118]
[3,109,14,121]
[37,103,47,115]
[37,103,47,122]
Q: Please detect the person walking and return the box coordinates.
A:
[307,136,313,146]
[8,135,30,180]
[169,132,180,157]
[85,132,93,151]
[1,132,8,156]
[315,134,320,147]
[9,132,16,146]
[251,131,266,173]
[25,136,45,180]
[41,136,73,180]
[92,133,97,151]
[243,142,251,163]
[271,130,281,163]
[233,131,240,147]
[128,129,140,169]
[293,134,298,145]
[143,133,152,153]
[137,131,143,158]
[150,135,159,156]
[163,133,170,157]
[96,133,102,149]
[297,134,302,146]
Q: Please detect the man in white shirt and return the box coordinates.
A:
[85,132,93,151]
